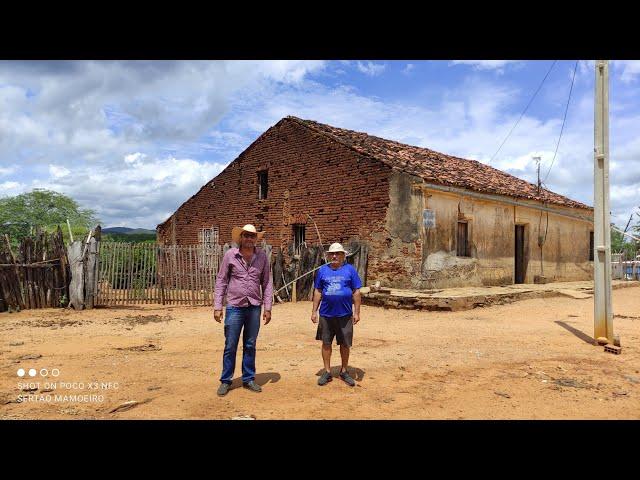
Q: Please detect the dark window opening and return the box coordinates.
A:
[258,170,268,199]
[515,225,525,284]
[456,221,468,257]
[589,231,594,261]
[293,224,305,255]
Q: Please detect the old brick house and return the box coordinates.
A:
[157,116,594,289]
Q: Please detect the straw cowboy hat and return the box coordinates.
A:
[231,224,266,244]
[327,242,348,254]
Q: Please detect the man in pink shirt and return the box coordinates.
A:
[214,224,273,396]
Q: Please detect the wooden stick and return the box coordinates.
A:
[147,243,151,303]
[128,243,134,304]
[142,244,147,304]
[111,243,117,305]
[127,242,132,304]
[114,243,119,305]
[179,246,184,305]
[175,246,179,304]
[25,238,34,309]
[192,245,197,305]
[150,244,156,303]
[148,243,153,304]
[106,243,114,306]
[189,246,195,305]
[167,246,172,304]
[4,235,24,308]
[93,237,100,306]
[118,243,125,305]
[174,246,178,304]
[142,243,149,304]
[186,245,191,305]
[122,243,128,305]
[174,245,179,304]
[140,243,146,304]
[194,245,200,304]
[174,246,179,304]
[180,246,185,305]
[158,246,165,305]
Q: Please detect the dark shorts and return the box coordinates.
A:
[316,315,353,347]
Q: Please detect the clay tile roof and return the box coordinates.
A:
[286,116,591,211]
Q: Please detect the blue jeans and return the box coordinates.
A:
[220,305,262,384]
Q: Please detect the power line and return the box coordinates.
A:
[542,60,579,183]
[489,60,557,164]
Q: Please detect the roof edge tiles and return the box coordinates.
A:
[286,116,591,211]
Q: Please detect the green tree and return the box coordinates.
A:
[630,213,640,259]
[102,232,156,243]
[611,226,626,253]
[611,220,639,260]
[0,189,98,243]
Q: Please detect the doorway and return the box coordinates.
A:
[515,225,525,284]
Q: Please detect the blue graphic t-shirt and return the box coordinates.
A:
[314,263,362,318]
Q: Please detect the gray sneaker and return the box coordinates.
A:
[317,370,333,386]
[339,370,356,387]
[217,382,231,396]
[243,380,262,392]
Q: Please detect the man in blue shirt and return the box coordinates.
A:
[311,242,362,387]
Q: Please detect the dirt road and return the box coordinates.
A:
[1,285,639,419]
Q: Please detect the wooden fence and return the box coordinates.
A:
[0,232,369,312]
[0,228,70,312]
[272,241,368,301]
[95,243,221,306]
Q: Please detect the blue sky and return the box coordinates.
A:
[1,60,639,230]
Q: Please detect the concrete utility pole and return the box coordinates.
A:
[594,60,614,344]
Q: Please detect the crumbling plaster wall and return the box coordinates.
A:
[368,171,593,289]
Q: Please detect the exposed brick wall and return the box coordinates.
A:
[157,118,392,273]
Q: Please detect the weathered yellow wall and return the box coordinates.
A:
[372,172,594,289]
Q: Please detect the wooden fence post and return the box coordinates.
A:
[84,237,97,309]
[67,240,85,310]
[158,246,165,305]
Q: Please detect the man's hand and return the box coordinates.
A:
[214,310,223,323]
[263,310,271,325]
[353,313,360,325]
[311,312,318,324]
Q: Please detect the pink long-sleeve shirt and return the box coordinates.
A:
[214,247,273,311]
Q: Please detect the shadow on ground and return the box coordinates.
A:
[555,320,595,345]
[229,372,281,389]
[315,366,366,381]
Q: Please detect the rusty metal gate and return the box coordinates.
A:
[95,242,221,306]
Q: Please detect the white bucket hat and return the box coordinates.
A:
[232,224,265,244]
[327,242,348,254]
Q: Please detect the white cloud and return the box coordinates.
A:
[450,60,520,73]
[124,152,146,166]
[402,64,415,75]
[0,165,17,177]
[253,60,327,84]
[33,155,226,228]
[48,164,70,179]
[613,60,640,84]
[0,61,329,168]
[356,61,386,77]
[0,181,24,195]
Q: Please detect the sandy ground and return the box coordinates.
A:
[1,285,639,420]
